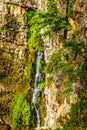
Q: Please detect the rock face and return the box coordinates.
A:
[0,0,87,129]
[43,0,87,129]
[0,0,46,128]
[0,0,28,128]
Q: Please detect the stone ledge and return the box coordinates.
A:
[2,0,37,9]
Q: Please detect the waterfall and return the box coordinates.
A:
[32,51,43,128]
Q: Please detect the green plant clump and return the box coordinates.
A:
[27,0,71,53]
[12,92,31,130]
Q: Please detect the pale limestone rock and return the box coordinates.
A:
[0,83,5,92]
[69,93,78,104]
[0,1,28,125]
[44,0,87,129]
[0,0,87,129]
[44,87,58,129]
[57,99,70,118]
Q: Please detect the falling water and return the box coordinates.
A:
[32,51,43,128]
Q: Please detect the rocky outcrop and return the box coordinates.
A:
[0,0,46,129]
[43,0,87,129]
[0,0,87,129]
[1,0,37,8]
[0,1,28,128]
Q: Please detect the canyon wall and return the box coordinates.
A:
[0,0,27,127]
[44,0,87,129]
[0,0,46,128]
[0,0,87,129]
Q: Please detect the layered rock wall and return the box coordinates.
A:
[0,0,46,128]
[0,0,87,129]
[44,0,87,129]
[0,1,28,127]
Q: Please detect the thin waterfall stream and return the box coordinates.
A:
[32,51,43,128]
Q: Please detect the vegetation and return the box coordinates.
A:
[26,0,87,130]
[7,0,87,129]
[27,0,87,129]
[12,92,31,130]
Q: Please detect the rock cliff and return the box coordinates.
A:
[44,0,87,129]
[0,0,87,129]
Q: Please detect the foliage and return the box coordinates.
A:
[27,0,87,90]
[26,0,87,129]
[25,63,32,79]
[27,11,44,52]
[45,36,87,85]
[68,0,76,18]
[39,82,46,91]
[63,39,85,56]
[27,0,71,53]
[12,92,31,130]
[45,49,63,74]
[63,86,73,96]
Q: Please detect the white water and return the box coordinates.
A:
[32,51,43,128]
